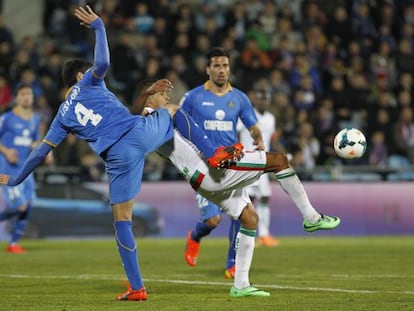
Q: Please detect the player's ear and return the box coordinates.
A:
[76,72,84,82]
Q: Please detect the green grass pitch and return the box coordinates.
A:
[0,236,413,311]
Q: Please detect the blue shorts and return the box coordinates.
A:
[195,193,221,222]
[2,175,36,209]
[104,109,173,204]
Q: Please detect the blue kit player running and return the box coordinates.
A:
[0,84,41,253]
[0,6,240,301]
[180,47,265,278]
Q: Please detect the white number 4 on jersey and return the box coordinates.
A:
[75,103,103,126]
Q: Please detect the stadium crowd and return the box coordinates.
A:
[1,0,414,181]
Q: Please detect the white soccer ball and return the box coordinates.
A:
[333,128,367,159]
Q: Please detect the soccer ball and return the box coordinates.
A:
[333,128,367,159]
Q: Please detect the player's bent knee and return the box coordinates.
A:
[112,200,134,221]
[16,204,28,212]
[239,204,258,230]
[205,214,221,228]
[265,152,289,173]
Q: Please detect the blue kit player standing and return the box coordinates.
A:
[0,84,41,253]
[181,47,265,278]
[0,6,240,301]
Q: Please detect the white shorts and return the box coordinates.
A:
[159,132,267,220]
[195,150,267,219]
[246,174,271,198]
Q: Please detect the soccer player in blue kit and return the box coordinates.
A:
[181,48,265,278]
[0,6,241,301]
[0,84,42,253]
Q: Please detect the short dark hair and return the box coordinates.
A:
[61,60,93,87]
[15,83,32,95]
[207,47,230,66]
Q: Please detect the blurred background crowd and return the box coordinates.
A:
[1,0,414,181]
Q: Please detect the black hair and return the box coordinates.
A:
[61,60,93,87]
[207,47,230,66]
[15,83,32,95]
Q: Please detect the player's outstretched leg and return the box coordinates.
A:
[267,152,341,232]
[303,214,341,232]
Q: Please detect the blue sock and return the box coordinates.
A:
[226,219,241,269]
[191,221,213,242]
[0,208,18,221]
[10,204,32,244]
[173,109,216,158]
[114,220,143,290]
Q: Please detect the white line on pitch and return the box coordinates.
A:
[0,274,413,295]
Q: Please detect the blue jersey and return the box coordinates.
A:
[180,82,257,148]
[0,109,40,175]
[44,69,140,155]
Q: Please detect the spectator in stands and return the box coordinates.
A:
[393,106,414,163]
[290,52,322,94]
[244,19,271,52]
[223,1,249,48]
[0,75,12,111]
[270,92,295,138]
[301,0,327,31]
[164,69,188,106]
[396,38,414,74]
[269,68,291,97]
[368,130,388,166]
[258,1,277,37]
[326,6,352,53]
[304,24,327,61]
[151,16,172,52]
[366,108,393,152]
[132,2,154,34]
[110,32,140,101]
[0,0,413,179]
[0,16,14,47]
[0,41,13,77]
[312,96,335,142]
[396,89,413,109]
[329,75,353,128]
[271,17,302,54]
[351,1,377,56]
[96,0,125,30]
[191,33,211,63]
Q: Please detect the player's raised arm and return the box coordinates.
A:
[130,79,173,115]
[74,5,109,79]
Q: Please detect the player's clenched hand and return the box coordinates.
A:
[254,140,265,151]
[145,79,173,95]
[74,5,99,27]
[0,174,10,185]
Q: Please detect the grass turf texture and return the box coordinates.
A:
[0,236,413,311]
